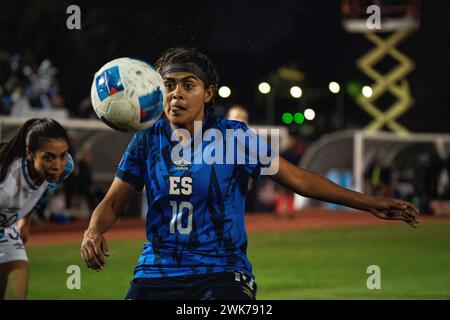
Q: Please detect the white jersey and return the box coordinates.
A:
[0,155,73,263]
[0,157,48,228]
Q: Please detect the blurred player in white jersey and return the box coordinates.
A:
[0,118,73,299]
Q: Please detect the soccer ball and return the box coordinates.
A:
[90,57,165,132]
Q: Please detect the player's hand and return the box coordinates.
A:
[80,229,110,271]
[369,198,420,228]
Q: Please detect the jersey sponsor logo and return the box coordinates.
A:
[173,159,191,166]
[173,159,191,171]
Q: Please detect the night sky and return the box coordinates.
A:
[1,0,449,135]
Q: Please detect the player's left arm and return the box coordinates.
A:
[270,156,420,227]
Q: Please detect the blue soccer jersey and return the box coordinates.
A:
[116,111,272,279]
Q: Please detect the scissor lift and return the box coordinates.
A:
[341,0,421,133]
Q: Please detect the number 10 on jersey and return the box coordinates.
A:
[169,201,193,235]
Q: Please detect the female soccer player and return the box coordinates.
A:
[81,47,419,300]
[0,118,73,299]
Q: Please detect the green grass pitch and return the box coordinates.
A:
[27,221,450,299]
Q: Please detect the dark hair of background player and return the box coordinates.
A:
[0,118,70,182]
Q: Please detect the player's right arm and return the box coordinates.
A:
[81,178,135,271]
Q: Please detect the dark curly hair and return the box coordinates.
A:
[155,47,219,109]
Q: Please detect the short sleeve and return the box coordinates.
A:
[115,133,145,191]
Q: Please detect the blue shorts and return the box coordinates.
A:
[125,271,257,300]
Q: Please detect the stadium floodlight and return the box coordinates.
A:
[258,82,271,94]
[290,86,302,98]
[362,86,373,98]
[329,81,340,94]
[304,108,316,120]
[218,86,231,98]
